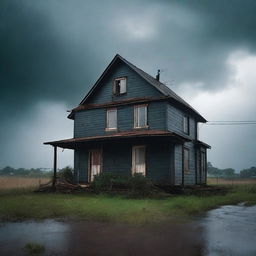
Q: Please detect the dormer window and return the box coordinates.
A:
[113,77,127,95]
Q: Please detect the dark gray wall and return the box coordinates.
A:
[168,103,198,185]
[74,101,167,138]
[167,103,196,140]
[86,60,162,104]
[74,141,173,183]
[74,149,88,183]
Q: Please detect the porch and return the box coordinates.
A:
[44,130,190,186]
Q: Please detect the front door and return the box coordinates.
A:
[132,146,146,175]
[89,149,102,182]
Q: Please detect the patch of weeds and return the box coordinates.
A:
[24,242,45,255]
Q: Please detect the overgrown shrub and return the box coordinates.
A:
[91,172,154,197]
[128,173,154,197]
[58,166,74,183]
[91,173,129,192]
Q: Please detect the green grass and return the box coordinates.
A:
[24,243,45,256]
[0,185,255,224]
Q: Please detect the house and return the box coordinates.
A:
[44,54,210,186]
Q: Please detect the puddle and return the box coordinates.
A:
[0,219,70,255]
[202,205,256,256]
[0,205,255,255]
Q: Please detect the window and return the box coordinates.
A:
[201,151,206,182]
[183,116,189,134]
[134,105,148,128]
[184,148,189,174]
[113,77,127,95]
[106,109,117,130]
[132,146,146,175]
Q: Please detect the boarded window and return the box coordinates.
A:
[114,77,126,95]
[132,146,146,175]
[183,116,189,134]
[134,105,147,128]
[106,109,117,130]
[184,148,189,174]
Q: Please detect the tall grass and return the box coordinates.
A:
[0,185,255,224]
[207,177,256,185]
[0,176,50,190]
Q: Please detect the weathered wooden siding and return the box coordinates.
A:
[167,103,197,185]
[86,60,162,104]
[74,101,167,138]
[184,142,196,185]
[174,144,183,185]
[146,143,172,182]
[74,141,173,183]
[167,104,196,139]
[74,150,88,183]
[103,142,131,175]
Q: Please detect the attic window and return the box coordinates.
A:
[113,77,127,95]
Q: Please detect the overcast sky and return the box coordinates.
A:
[1,0,256,170]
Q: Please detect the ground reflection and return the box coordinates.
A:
[0,205,255,255]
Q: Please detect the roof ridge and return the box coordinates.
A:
[116,55,205,121]
[76,54,206,122]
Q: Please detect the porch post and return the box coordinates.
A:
[52,146,57,190]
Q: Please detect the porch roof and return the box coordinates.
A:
[44,130,191,149]
[195,140,211,149]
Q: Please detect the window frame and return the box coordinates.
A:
[105,108,117,131]
[183,116,190,135]
[132,145,146,176]
[184,147,190,175]
[113,77,127,96]
[134,104,148,129]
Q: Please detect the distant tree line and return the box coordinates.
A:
[0,166,74,180]
[208,162,256,178]
[0,164,255,179]
[0,166,53,178]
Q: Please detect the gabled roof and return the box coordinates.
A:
[71,54,206,122]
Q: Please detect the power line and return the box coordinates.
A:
[205,123,256,125]
[208,120,256,123]
[204,120,256,125]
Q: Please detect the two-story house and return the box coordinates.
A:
[45,54,210,186]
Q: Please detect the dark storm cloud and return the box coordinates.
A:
[1,0,256,168]
[1,0,256,110]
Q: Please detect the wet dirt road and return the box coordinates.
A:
[0,205,255,256]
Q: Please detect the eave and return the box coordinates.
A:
[44,130,191,149]
[195,140,211,149]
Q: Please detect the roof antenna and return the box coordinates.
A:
[156,69,160,81]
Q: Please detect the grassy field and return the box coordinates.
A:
[0,176,51,190]
[0,185,255,224]
[207,177,256,185]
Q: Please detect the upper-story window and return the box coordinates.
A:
[113,77,127,96]
[106,108,117,131]
[134,105,148,128]
[183,116,189,135]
